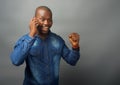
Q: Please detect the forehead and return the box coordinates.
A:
[36,9,52,18]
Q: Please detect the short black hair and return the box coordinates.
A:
[35,6,52,16]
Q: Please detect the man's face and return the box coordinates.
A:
[35,9,53,35]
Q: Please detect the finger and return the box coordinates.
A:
[69,34,72,38]
[69,37,73,43]
[69,33,76,37]
[30,18,39,27]
[32,17,39,22]
[34,22,38,26]
[73,33,79,38]
[32,18,38,22]
[31,18,36,21]
[72,37,77,42]
[32,20,39,27]
[72,36,79,42]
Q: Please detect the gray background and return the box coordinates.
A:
[0,0,120,85]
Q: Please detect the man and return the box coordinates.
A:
[10,6,80,85]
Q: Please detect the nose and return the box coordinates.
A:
[43,20,49,25]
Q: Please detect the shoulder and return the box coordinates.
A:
[16,33,30,42]
[50,32,64,43]
[49,32,65,49]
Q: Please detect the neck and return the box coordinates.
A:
[38,31,50,40]
[39,34,48,40]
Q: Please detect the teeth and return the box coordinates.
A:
[42,27,48,31]
[43,27,48,28]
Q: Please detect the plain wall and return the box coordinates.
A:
[0,0,120,85]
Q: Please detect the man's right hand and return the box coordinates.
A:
[29,17,39,37]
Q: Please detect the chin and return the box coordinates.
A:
[40,30,49,35]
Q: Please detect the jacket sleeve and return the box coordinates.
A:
[61,41,80,66]
[10,34,35,66]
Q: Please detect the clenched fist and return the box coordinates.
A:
[69,33,80,49]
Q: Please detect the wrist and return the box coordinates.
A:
[72,46,80,51]
[72,44,80,49]
[72,45,80,51]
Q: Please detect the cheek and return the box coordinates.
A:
[50,22,53,26]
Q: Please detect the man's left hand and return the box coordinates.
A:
[69,33,80,49]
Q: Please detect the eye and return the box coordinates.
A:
[39,18,45,21]
[47,19,52,22]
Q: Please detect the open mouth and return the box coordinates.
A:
[42,26,49,30]
[41,26,49,33]
[37,25,50,34]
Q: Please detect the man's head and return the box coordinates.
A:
[35,6,53,35]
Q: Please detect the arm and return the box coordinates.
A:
[10,17,39,66]
[62,33,80,66]
[10,35,35,66]
[62,43,80,66]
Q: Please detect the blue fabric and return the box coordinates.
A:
[10,32,80,85]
